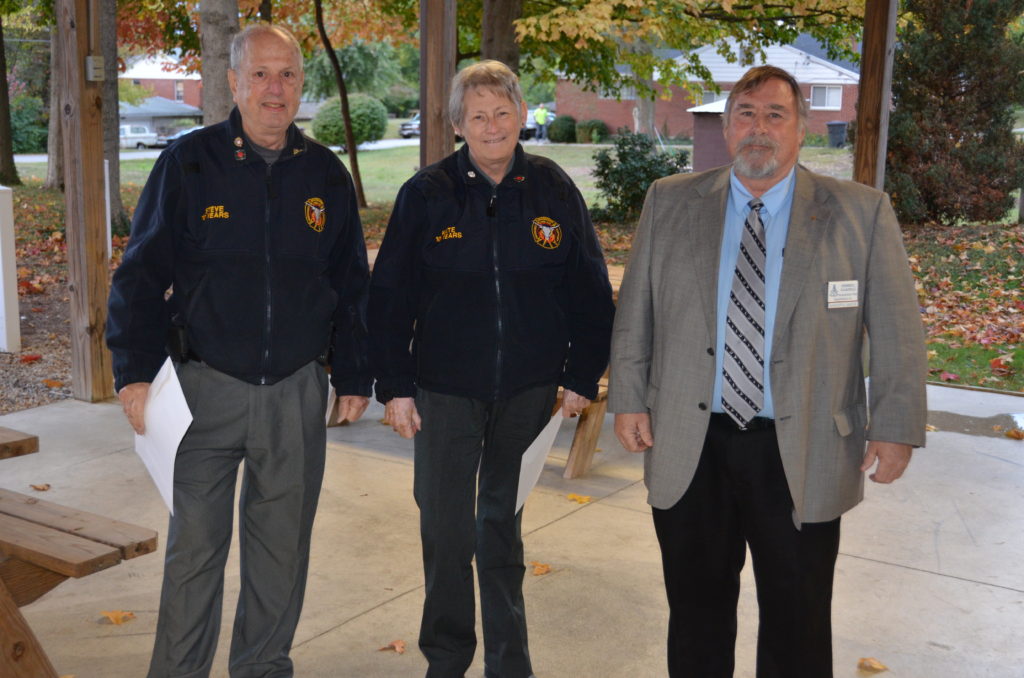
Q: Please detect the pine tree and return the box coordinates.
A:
[886,0,1024,226]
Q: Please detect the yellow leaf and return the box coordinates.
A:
[566,493,592,504]
[30,483,51,491]
[42,379,64,388]
[100,610,136,625]
[857,657,888,672]
[530,561,552,576]
[924,424,938,432]
[378,639,406,654]
[1006,428,1024,441]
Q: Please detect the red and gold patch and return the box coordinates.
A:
[304,197,326,232]
[531,216,561,250]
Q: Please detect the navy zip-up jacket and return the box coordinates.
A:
[107,108,371,395]
[369,143,614,403]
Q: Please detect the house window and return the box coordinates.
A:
[599,84,637,100]
[174,81,185,102]
[701,90,729,105]
[810,85,842,110]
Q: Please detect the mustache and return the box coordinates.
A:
[737,135,778,152]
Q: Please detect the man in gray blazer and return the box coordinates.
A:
[610,65,927,677]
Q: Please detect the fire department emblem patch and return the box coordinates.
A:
[304,198,326,232]
[531,216,561,250]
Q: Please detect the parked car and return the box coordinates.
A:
[155,125,204,147]
[399,113,420,138]
[119,124,158,149]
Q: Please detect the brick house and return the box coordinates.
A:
[120,55,203,110]
[555,37,859,139]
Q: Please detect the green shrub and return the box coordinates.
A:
[11,95,47,154]
[381,83,418,118]
[591,130,689,223]
[803,133,829,147]
[575,119,608,144]
[311,94,388,147]
[547,115,576,143]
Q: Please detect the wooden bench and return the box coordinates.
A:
[0,428,39,460]
[0,488,158,677]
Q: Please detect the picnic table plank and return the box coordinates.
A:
[0,513,121,578]
[0,556,67,607]
[0,428,39,460]
[0,578,59,678]
[0,489,157,560]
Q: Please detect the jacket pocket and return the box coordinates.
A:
[833,402,866,437]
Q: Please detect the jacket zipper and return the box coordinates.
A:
[260,162,273,384]
[489,187,503,400]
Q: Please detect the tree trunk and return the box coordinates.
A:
[636,93,656,137]
[314,0,367,207]
[44,26,65,191]
[0,15,22,186]
[481,0,523,72]
[100,0,126,230]
[259,0,271,22]
[199,0,239,125]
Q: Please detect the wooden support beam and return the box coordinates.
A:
[0,557,68,608]
[853,0,898,190]
[420,0,457,168]
[0,429,38,460]
[0,578,58,678]
[57,0,114,402]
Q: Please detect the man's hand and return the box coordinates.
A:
[337,395,370,423]
[561,389,591,418]
[385,396,422,439]
[614,412,654,453]
[118,382,150,434]
[860,441,913,483]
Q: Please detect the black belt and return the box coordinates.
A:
[710,411,775,432]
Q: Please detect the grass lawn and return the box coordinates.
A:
[12,144,1021,392]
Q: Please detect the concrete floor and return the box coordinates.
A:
[1,383,1021,677]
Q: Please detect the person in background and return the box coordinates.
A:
[610,65,927,678]
[107,24,371,677]
[368,60,614,678]
[534,101,550,142]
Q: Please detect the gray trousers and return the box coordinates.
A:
[147,360,328,678]
[414,384,557,678]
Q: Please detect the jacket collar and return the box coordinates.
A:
[225,106,308,165]
[455,142,529,188]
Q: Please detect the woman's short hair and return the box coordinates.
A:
[448,60,524,128]
[230,24,303,72]
[723,65,808,131]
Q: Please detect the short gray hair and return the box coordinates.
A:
[230,24,303,72]
[448,60,524,128]
[723,65,808,131]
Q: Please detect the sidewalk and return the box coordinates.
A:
[0,384,1021,677]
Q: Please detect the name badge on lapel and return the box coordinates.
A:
[827,280,859,309]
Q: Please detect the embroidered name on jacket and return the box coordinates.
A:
[202,205,230,221]
[304,197,326,232]
[531,216,561,249]
[435,226,464,242]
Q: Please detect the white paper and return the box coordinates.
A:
[133,358,193,514]
[516,414,564,512]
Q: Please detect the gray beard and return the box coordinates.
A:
[733,136,781,180]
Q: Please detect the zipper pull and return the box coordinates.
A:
[487,193,496,217]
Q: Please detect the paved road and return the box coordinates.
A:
[13,137,421,165]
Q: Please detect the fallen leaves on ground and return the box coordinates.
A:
[30,483,50,491]
[377,639,406,654]
[1006,428,1024,440]
[925,424,938,432]
[566,493,592,504]
[19,354,42,363]
[42,379,64,388]
[857,656,888,672]
[100,610,136,625]
[530,561,552,576]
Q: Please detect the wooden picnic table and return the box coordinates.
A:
[0,481,158,677]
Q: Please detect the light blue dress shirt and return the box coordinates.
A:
[711,167,797,419]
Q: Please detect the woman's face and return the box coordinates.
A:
[454,86,526,172]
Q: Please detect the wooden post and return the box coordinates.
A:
[420,0,457,168]
[853,0,898,190]
[0,186,19,353]
[0,578,59,678]
[57,0,114,402]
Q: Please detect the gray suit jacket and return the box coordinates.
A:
[609,165,927,523]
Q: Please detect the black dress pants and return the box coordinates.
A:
[652,413,841,678]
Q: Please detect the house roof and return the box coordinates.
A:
[121,55,200,81]
[687,99,727,114]
[119,96,202,118]
[684,39,859,85]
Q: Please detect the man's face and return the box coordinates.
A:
[723,77,805,187]
[227,31,304,149]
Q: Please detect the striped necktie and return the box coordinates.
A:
[722,198,767,428]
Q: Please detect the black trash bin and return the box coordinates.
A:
[826,121,848,148]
